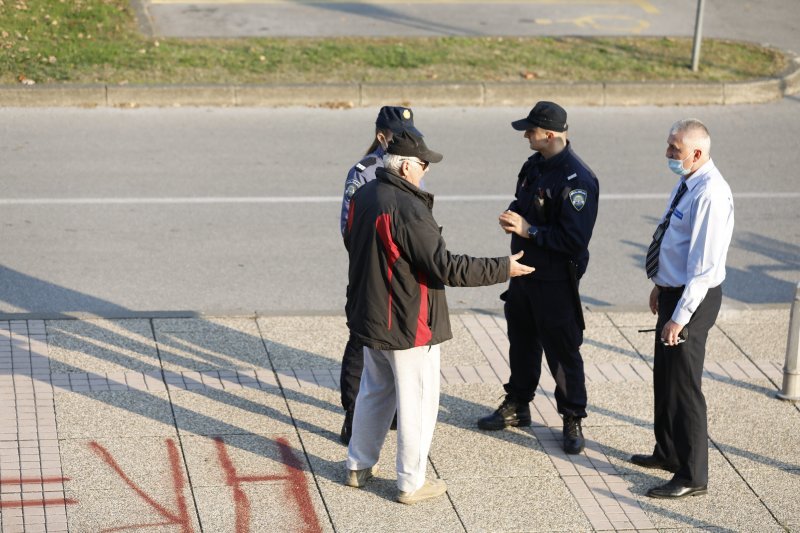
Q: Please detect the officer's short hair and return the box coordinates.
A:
[671,119,711,153]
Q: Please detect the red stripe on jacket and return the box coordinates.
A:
[414,271,431,346]
[375,214,400,330]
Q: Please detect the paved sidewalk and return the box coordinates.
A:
[0,307,798,532]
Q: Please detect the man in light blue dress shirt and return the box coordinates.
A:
[632,119,734,499]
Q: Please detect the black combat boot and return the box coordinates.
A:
[477,395,532,430]
[562,415,585,454]
[340,410,353,445]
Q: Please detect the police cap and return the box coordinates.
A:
[511,101,568,132]
[376,106,423,137]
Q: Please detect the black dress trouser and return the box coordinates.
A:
[340,331,363,413]
[504,277,587,418]
[652,285,722,487]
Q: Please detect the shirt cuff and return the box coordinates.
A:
[671,304,692,326]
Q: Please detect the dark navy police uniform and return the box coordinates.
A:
[339,147,384,416]
[503,141,599,418]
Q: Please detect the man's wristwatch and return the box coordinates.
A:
[527,225,539,239]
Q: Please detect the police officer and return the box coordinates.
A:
[476,101,599,455]
[339,106,422,444]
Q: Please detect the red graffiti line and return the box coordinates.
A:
[89,439,193,533]
[213,437,322,533]
[0,476,77,508]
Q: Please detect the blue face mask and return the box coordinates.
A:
[667,153,693,176]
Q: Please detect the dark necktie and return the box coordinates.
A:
[645,180,688,279]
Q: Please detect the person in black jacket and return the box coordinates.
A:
[338,106,421,445]
[343,130,534,505]
[476,101,599,455]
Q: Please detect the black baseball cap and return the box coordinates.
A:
[376,106,423,137]
[387,130,443,163]
[511,101,568,132]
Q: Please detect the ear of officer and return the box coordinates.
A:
[511,100,569,160]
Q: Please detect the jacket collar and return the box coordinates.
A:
[530,140,573,169]
[376,167,435,209]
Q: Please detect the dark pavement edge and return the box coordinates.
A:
[1,53,798,108]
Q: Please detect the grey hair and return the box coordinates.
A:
[670,118,711,153]
[383,153,407,174]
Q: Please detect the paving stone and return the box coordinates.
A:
[257,316,348,369]
[440,315,489,368]
[606,311,656,328]
[156,329,271,372]
[193,483,334,533]
[45,319,158,374]
[585,381,654,428]
[180,433,312,488]
[54,391,176,438]
[707,378,800,470]
[716,320,789,362]
[283,384,346,439]
[581,326,644,364]
[447,476,592,532]
[170,388,294,437]
[60,437,190,494]
[584,312,615,328]
[726,458,800,532]
[64,488,200,532]
[430,425,554,480]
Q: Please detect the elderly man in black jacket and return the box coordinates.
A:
[343,131,534,505]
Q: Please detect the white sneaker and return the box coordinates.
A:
[345,465,378,488]
[397,478,447,505]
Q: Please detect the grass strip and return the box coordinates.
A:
[0,0,787,86]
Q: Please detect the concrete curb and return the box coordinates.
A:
[2,54,798,109]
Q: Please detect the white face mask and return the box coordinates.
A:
[667,152,693,176]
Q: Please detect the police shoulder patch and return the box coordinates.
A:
[344,182,359,200]
[569,189,588,211]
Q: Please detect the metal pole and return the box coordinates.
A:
[690,0,706,72]
[777,282,800,401]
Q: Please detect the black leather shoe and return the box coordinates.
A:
[339,411,353,445]
[562,415,585,454]
[646,479,707,499]
[630,454,679,473]
[477,395,531,430]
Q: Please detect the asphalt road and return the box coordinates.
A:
[141,0,800,53]
[1,101,799,316]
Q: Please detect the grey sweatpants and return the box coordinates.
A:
[346,344,441,493]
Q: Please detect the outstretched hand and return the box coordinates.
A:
[508,251,535,277]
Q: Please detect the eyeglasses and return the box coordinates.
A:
[405,159,429,171]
